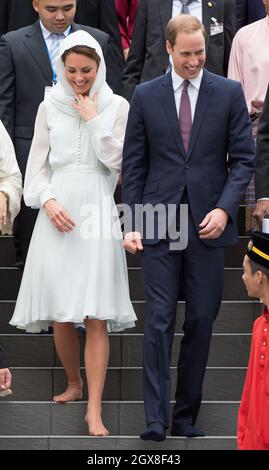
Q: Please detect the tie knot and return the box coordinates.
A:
[181,0,193,5]
[50,33,64,41]
[183,80,190,91]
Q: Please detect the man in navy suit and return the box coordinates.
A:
[122,14,255,440]
[235,0,265,30]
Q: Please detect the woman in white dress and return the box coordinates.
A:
[10,31,136,436]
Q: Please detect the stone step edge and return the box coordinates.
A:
[0,267,249,271]
[0,300,261,304]
[0,400,240,404]
[0,333,253,337]
[7,366,248,370]
[0,435,237,439]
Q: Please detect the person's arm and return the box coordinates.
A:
[122,0,147,101]
[24,102,76,233]
[223,0,236,77]
[0,120,22,234]
[23,102,54,208]
[227,32,244,84]
[0,34,16,138]
[121,85,149,251]
[214,82,255,222]
[235,0,248,30]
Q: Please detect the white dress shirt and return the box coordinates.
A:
[40,21,71,54]
[171,68,203,121]
[172,0,202,23]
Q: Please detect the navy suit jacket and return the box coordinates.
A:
[235,0,265,30]
[122,69,255,247]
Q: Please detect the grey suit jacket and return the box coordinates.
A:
[122,0,235,101]
[0,21,110,175]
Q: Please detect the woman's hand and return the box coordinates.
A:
[72,92,98,122]
[43,199,76,233]
[0,192,8,231]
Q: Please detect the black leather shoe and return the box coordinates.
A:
[171,423,205,437]
[140,422,166,441]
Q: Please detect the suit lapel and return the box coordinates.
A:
[160,73,186,156]
[23,21,52,83]
[159,0,173,41]
[186,70,213,160]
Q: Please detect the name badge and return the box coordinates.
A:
[210,23,223,35]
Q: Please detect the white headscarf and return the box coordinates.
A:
[46,30,114,116]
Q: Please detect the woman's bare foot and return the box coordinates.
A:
[85,410,109,436]
[53,383,83,403]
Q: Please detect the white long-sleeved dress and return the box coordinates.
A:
[10,96,136,333]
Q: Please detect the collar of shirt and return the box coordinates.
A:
[171,68,203,93]
[180,0,202,4]
[39,20,71,40]
[174,0,202,11]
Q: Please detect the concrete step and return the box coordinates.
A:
[3,367,246,401]
[0,267,255,301]
[0,235,249,268]
[0,401,239,436]
[0,333,252,368]
[0,300,260,334]
[0,435,237,450]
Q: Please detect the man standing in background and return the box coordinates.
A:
[122,0,236,101]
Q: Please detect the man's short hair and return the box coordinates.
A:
[166,14,206,47]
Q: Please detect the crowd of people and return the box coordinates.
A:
[0,0,269,450]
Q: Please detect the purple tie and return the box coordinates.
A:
[179,80,192,153]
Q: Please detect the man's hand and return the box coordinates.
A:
[254,200,269,227]
[0,368,12,390]
[123,231,144,254]
[0,192,8,231]
[73,92,98,122]
[43,199,76,233]
[199,208,229,239]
